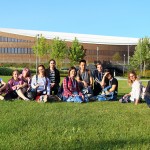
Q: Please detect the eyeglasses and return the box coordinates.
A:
[130,75,134,77]
[38,68,44,70]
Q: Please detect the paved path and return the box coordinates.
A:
[116,76,149,81]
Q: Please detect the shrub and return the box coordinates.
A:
[0,67,36,76]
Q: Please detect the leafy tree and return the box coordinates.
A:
[129,37,150,75]
[68,38,85,66]
[32,35,50,62]
[112,52,122,63]
[50,37,68,68]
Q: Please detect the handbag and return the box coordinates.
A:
[26,75,38,100]
[26,88,37,100]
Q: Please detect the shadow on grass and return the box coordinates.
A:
[68,138,150,150]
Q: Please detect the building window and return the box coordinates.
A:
[2,48,4,53]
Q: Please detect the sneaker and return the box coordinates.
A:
[54,95,62,101]
[43,95,47,103]
[119,98,123,103]
[24,98,30,101]
[105,91,110,95]
[39,95,47,103]
[0,95,4,100]
[101,91,105,95]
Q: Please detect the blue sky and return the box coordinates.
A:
[1,0,150,38]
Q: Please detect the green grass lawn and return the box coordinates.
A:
[0,77,149,150]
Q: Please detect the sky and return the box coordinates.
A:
[1,0,150,38]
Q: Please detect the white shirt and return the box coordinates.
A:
[31,75,50,95]
[130,80,141,102]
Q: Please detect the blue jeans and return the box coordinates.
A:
[96,94,117,101]
[81,87,93,102]
[63,92,83,103]
[144,95,150,108]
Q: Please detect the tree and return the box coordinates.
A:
[32,35,50,63]
[112,52,122,63]
[50,37,68,68]
[129,37,150,75]
[68,38,85,66]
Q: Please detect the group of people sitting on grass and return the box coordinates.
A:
[0,59,150,107]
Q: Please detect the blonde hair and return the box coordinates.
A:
[127,71,137,86]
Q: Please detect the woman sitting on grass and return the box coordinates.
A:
[62,66,84,103]
[4,70,29,101]
[31,64,50,103]
[119,71,141,105]
[0,78,7,100]
[19,67,31,93]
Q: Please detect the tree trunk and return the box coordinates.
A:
[143,61,146,76]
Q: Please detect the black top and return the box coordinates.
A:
[92,70,109,87]
[145,81,150,97]
[109,78,118,95]
[92,70,103,81]
[45,68,60,85]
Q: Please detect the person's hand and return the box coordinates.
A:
[123,94,129,98]
[51,83,55,87]
[81,95,84,100]
[35,84,39,88]
[17,85,22,89]
[83,81,88,87]
[104,72,109,77]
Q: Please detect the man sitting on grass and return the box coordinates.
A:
[97,69,118,101]
[76,59,93,102]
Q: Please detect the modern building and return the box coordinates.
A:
[0,28,139,64]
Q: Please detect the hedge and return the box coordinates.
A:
[0,67,67,77]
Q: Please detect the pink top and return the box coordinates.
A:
[8,78,24,91]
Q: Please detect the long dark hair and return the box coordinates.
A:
[68,66,77,77]
[37,64,46,76]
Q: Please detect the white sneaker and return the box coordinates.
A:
[54,95,61,101]
[40,95,47,103]
[0,95,4,100]
[24,97,30,101]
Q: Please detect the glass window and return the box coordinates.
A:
[14,48,18,54]
[4,48,7,53]
[24,48,28,54]
[2,48,4,53]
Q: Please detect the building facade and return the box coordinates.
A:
[0,28,138,64]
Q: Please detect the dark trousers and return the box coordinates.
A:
[51,84,59,95]
[144,95,150,108]
[93,83,102,96]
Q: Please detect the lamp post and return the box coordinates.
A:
[97,46,99,63]
[36,34,39,75]
[140,47,142,76]
[127,45,129,65]
[123,54,125,75]
[124,54,125,65]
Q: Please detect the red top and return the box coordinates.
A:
[62,77,83,98]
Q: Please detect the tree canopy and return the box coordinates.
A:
[50,37,68,67]
[129,37,150,74]
[32,35,50,57]
[68,38,85,66]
